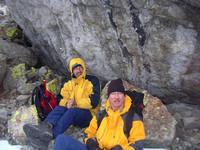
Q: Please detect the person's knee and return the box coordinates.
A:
[56,134,66,141]
[56,134,70,144]
[54,134,70,149]
[67,108,89,119]
[66,108,78,117]
[56,105,68,111]
[67,107,76,112]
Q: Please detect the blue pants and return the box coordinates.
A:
[44,106,92,139]
[54,134,87,150]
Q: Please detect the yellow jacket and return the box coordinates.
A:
[58,58,100,116]
[84,95,145,149]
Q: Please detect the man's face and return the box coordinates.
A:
[73,66,83,78]
[109,92,125,111]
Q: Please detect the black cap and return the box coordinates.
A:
[107,78,125,97]
[72,63,82,71]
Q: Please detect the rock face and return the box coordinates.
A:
[7,105,39,145]
[0,62,65,146]
[4,0,200,105]
[100,79,177,148]
[0,38,38,89]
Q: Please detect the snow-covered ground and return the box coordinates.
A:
[0,140,22,150]
[0,140,166,150]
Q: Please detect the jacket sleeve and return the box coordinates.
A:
[59,80,72,106]
[123,113,145,150]
[56,79,68,104]
[77,76,101,109]
[84,115,98,144]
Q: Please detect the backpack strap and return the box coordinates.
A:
[124,106,135,138]
[96,107,136,139]
[39,84,55,114]
[32,86,45,120]
[41,94,50,113]
[37,85,50,115]
[123,90,145,138]
[96,109,108,129]
[31,86,37,105]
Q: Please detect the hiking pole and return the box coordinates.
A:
[48,102,53,110]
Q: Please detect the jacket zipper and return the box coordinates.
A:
[113,116,120,138]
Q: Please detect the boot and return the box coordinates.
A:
[26,137,49,150]
[23,121,53,142]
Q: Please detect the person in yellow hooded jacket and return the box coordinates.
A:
[53,78,145,150]
[84,78,145,150]
[23,58,101,150]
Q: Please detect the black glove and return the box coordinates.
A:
[86,138,101,150]
[110,145,122,150]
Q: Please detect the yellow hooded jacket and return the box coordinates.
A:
[58,58,100,116]
[84,95,145,150]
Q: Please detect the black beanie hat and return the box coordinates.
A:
[107,78,125,97]
[72,63,82,72]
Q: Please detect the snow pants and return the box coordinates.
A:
[44,106,92,139]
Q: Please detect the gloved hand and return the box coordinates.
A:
[86,138,101,150]
[110,145,122,150]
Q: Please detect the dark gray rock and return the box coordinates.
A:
[182,117,200,130]
[5,0,200,105]
[0,109,8,138]
[0,38,38,68]
[0,51,7,89]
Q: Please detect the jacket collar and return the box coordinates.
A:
[105,95,132,115]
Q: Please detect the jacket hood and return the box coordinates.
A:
[105,94,132,114]
[69,58,86,79]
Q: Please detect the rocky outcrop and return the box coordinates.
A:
[167,103,200,149]
[8,105,39,145]
[0,63,65,146]
[0,39,38,90]
[4,0,200,105]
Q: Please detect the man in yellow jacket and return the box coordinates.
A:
[84,78,145,150]
[23,58,101,150]
[54,78,145,150]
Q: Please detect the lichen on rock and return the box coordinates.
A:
[6,27,19,40]
[46,78,58,97]
[11,63,26,80]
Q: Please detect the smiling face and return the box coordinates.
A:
[72,66,83,78]
[109,92,125,111]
